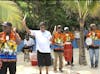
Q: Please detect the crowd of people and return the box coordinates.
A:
[0,20,100,74]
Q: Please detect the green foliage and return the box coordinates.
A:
[15,0,79,32]
[0,1,22,30]
[0,0,100,32]
[62,0,100,65]
[62,0,100,21]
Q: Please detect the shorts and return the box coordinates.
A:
[37,50,51,67]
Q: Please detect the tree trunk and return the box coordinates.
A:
[79,18,87,65]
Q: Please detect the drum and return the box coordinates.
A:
[94,40,100,46]
[85,37,93,46]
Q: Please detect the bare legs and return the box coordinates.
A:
[46,66,48,74]
[39,66,49,74]
[39,67,42,74]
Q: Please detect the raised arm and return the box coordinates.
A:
[22,20,31,34]
[12,27,21,45]
[52,26,57,35]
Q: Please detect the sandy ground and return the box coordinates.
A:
[7,48,100,74]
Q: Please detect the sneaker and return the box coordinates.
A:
[54,69,57,73]
[59,69,63,72]
[54,70,57,73]
[95,65,98,68]
[46,72,48,74]
[91,65,94,68]
[71,63,74,66]
[39,71,42,74]
[65,63,69,66]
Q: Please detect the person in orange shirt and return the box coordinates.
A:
[86,24,100,68]
[0,22,21,74]
[52,25,66,72]
[63,27,74,66]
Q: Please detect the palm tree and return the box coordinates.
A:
[62,0,100,65]
[0,1,22,30]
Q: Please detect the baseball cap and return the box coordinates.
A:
[2,22,12,27]
[64,27,69,30]
[90,24,96,27]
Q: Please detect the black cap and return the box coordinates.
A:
[2,22,12,27]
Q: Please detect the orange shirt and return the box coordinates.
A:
[0,31,17,62]
[87,30,100,40]
[64,32,74,42]
[52,32,66,44]
[0,31,16,43]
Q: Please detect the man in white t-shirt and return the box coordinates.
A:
[22,20,52,74]
[23,34,35,61]
[74,28,80,49]
[24,35,35,49]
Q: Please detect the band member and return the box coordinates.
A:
[63,27,74,66]
[86,24,100,68]
[52,25,66,72]
[0,22,21,74]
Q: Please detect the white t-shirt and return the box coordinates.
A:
[24,37,34,46]
[74,31,80,39]
[30,30,52,53]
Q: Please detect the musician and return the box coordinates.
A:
[63,27,74,66]
[52,25,66,72]
[86,24,100,68]
[0,22,21,74]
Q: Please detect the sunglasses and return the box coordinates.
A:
[57,27,61,29]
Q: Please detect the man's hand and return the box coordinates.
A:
[53,26,57,34]
[91,43,99,48]
[58,43,64,46]
[54,26,56,31]
[0,61,2,69]
[13,27,16,32]
[12,27,17,33]
[22,19,26,27]
[24,45,28,48]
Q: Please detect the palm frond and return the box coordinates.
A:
[0,1,23,30]
[62,0,100,20]
[88,1,100,18]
